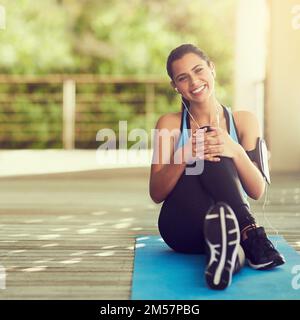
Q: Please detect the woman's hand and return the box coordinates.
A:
[193,126,241,162]
[175,127,206,165]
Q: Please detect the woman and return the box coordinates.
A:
[149,44,285,290]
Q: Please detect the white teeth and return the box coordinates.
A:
[192,85,205,94]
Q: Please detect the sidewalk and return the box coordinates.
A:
[0,149,153,177]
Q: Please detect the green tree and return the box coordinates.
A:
[0,0,237,148]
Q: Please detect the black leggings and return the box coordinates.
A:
[158,157,255,254]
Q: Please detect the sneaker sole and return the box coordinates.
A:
[247,254,285,270]
[204,202,240,290]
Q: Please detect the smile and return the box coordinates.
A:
[191,84,206,94]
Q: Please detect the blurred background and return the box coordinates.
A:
[0,0,299,173]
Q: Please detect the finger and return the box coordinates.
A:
[192,127,207,137]
[192,135,205,145]
[193,146,205,154]
[193,134,205,141]
[205,127,222,137]
[192,132,205,141]
[204,139,224,148]
[204,156,221,162]
[205,152,222,159]
[209,126,222,133]
[204,148,221,155]
[204,148,211,155]
[204,131,219,140]
[204,137,216,145]
[205,130,218,137]
[204,154,221,162]
[195,152,205,160]
[195,139,205,147]
[192,141,205,149]
[206,146,224,154]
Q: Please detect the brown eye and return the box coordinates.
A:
[178,76,187,82]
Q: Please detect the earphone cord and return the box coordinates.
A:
[182,99,200,129]
[182,98,278,246]
[181,98,220,128]
[262,182,279,248]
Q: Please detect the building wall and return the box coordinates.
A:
[234,0,268,134]
[234,0,300,173]
[266,0,300,172]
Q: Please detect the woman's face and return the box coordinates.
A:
[171,52,215,103]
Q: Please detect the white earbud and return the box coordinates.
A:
[174,87,179,92]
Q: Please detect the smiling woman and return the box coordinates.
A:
[167,46,215,114]
[149,43,285,290]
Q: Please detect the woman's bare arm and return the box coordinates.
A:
[232,111,266,200]
[149,114,187,203]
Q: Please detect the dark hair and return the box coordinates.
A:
[166,44,212,111]
[166,44,211,80]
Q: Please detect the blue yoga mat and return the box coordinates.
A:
[131,235,300,300]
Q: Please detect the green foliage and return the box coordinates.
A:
[0,0,74,73]
[0,0,236,79]
[0,0,237,148]
[0,83,62,148]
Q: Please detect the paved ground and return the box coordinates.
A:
[0,168,299,299]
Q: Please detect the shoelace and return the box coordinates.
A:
[253,228,277,258]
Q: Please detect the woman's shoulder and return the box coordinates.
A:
[155,112,182,130]
[232,109,257,119]
[232,110,259,127]
[232,110,261,138]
